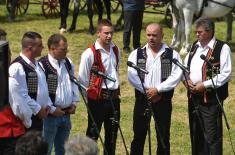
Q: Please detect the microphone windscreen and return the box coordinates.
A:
[127,61,133,67]
[200,54,206,60]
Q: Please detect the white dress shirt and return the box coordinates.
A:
[78,40,120,90]
[44,54,80,109]
[184,37,232,88]
[9,53,53,127]
[128,43,182,93]
[9,77,32,128]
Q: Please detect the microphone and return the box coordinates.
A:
[200,54,214,68]
[91,68,116,82]
[127,61,149,74]
[69,74,87,91]
[172,58,190,74]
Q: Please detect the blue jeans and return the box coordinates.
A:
[43,114,71,155]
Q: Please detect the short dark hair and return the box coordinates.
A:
[15,131,48,155]
[21,32,42,49]
[47,33,67,49]
[97,19,113,32]
[195,17,215,35]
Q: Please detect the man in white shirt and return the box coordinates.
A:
[183,18,232,155]
[128,23,182,155]
[9,32,52,131]
[78,19,120,155]
[39,34,80,155]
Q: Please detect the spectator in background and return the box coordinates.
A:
[65,134,98,155]
[40,34,80,155]
[8,0,17,22]
[15,131,48,155]
[123,0,145,53]
[59,0,70,34]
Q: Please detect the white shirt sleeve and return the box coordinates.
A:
[203,44,232,88]
[127,49,145,92]
[78,49,94,87]
[9,77,32,128]
[9,63,41,115]
[156,50,183,92]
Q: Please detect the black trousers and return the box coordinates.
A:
[188,94,223,155]
[123,10,143,50]
[59,0,70,29]
[130,90,172,155]
[86,98,120,155]
[0,136,20,155]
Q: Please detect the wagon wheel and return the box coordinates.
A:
[164,2,172,28]
[79,0,87,11]
[110,0,120,12]
[42,0,60,18]
[6,0,29,15]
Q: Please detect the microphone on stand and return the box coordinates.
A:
[127,61,149,74]
[172,58,190,74]
[69,74,87,91]
[91,68,116,82]
[200,54,214,69]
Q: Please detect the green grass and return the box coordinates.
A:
[1,2,235,154]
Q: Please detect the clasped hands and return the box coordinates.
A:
[183,80,205,94]
[146,88,162,103]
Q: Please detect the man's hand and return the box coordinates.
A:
[67,105,76,114]
[52,107,65,117]
[183,80,194,90]
[192,82,205,93]
[146,88,162,103]
[37,107,48,119]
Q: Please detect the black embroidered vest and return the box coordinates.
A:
[137,47,174,99]
[39,56,72,104]
[11,56,38,100]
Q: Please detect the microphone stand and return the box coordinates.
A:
[207,68,235,153]
[136,71,166,155]
[103,79,129,155]
[71,77,108,155]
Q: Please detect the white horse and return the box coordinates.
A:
[170,0,235,54]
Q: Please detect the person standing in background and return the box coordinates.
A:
[123,0,145,53]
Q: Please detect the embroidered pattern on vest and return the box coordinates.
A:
[11,56,38,100]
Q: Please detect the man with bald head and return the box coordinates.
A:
[128,23,182,155]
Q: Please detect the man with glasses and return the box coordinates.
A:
[9,31,52,132]
[183,18,232,155]
[39,34,80,155]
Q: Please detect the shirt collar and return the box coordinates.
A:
[196,37,216,49]
[48,54,65,67]
[94,40,115,52]
[146,43,168,54]
[20,52,37,68]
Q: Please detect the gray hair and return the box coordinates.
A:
[195,17,215,35]
[65,134,98,155]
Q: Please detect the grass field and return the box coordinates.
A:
[0,2,235,154]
